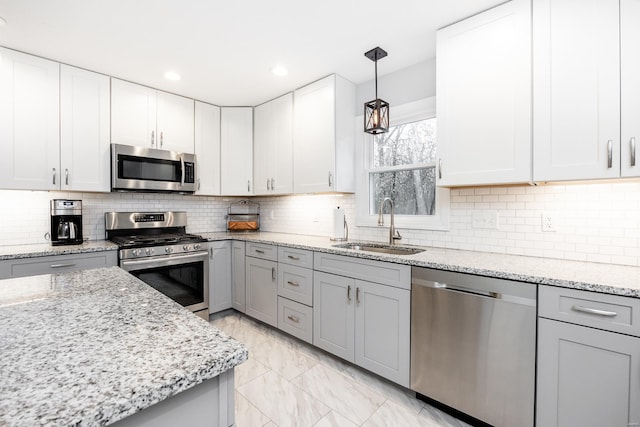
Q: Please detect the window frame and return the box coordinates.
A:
[355,97,450,231]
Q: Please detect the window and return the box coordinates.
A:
[356,97,449,230]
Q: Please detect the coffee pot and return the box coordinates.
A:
[50,200,83,246]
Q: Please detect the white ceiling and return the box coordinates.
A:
[0,0,503,106]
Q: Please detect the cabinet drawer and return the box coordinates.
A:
[278,246,313,268]
[246,243,278,261]
[0,251,118,279]
[278,264,313,306]
[539,285,640,337]
[314,252,410,290]
[278,296,313,344]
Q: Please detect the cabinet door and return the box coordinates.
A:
[312,271,355,362]
[537,318,640,427]
[245,256,277,327]
[621,0,640,177]
[220,107,253,195]
[111,79,157,148]
[293,76,336,193]
[156,91,194,153]
[254,93,293,195]
[437,0,531,186]
[0,48,59,190]
[533,0,620,181]
[209,241,232,314]
[60,65,111,192]
[355,280,410,387]
[231,241,246,313]
[194,101,221,195]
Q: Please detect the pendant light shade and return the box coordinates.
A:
[364,46,389,135]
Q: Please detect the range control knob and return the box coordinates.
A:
[193,243,201,250]
[132,249,141,257]
[183,244,191,251]
[145,248,154,255]
[165,247,174,254]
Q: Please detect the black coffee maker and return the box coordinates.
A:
[50,199,83,246]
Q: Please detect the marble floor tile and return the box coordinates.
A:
[290,339,351,373]
[291,363,386,425]
[420,404,473,427]
[251,337,319,381]
[234,355,270,387]
[313,410,359,427]
[238,370,330,427]
[235,391,271,427]
[342,365,424,414]
[362,399,443,427]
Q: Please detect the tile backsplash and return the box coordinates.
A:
[3,181,640,267]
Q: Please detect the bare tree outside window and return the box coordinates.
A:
[369,118,437,215]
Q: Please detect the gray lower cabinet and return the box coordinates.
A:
[0,251,117,279]
[208,241,232,314]
[313,270,410,387]
[537,286,640,427]
[231,241,246,313]
[245,255,277,327]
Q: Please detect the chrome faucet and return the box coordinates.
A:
[378,197,402,245]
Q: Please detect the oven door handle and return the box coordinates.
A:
[180,156,185,187]
[120,251,208,271]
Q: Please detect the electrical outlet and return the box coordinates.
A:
[541,212,556,232]
[472,210,499,230]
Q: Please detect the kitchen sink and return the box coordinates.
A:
[332,242,425,255]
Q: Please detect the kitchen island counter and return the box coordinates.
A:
[201,231,640,298]
[0,240,118,261]
[0,266,247,427]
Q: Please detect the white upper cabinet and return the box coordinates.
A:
[111,79,194,153]
[293,75,355,194]
[194,101,221,195]
[220,107,253,195]
[437,0,532,187]
[254,93,293,195]
[533,0,620,181]
[60,65,111,192]
[0,48,60,190]
[621,0,640,178]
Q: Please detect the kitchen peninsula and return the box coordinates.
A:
[0,267,247,427]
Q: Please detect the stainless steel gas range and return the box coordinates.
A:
[106,211,209,320]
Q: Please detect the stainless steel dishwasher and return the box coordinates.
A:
[411,267,536,427]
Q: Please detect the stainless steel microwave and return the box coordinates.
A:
[111,144,197,193]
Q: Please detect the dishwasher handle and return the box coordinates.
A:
[414,278,536,307]
[433,281,501,299]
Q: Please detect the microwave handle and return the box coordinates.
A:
[180,156,185,187]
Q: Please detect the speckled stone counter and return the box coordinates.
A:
[0,240,118,260]
[201,231,640,298]
[0,267,248,427]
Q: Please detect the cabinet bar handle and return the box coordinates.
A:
[65,169,69,186]
[631,137,636,167]
[287,255,300,260]
[438,159,442,179]
[272,267,276,281]
[255,249,265,254]
[571,305,617,317]
[347,285,351,303]
[52,168,56,185]
[356,287,360,305]
[247,180,251,192]
[198,179,201,190]
[287,280,300,287]
[271,178,275,190]
[267,179,270,191]
[160,131,164,148]
[209,248,213,258]
[151,130,155,147]
[287,315,300,323]
[607,140,613,168]
[50,263,76,268]
[328,172,333,187]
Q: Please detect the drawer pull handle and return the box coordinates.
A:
[287,315,300,323]
[356,287,360,305]
[255,249,265,254]
[287,280,300,287]
[287,255,300,260]
[571,305,617,317]
[272,267,276,281]
[347,285,351,303]
[50,263,76,268]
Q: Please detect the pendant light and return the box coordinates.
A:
[364,46,389,134]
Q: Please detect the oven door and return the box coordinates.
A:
[120,251,209,318]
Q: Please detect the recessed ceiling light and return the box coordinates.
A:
[271,66,288,77]
[164,71,181,81]
[0,16,7,27]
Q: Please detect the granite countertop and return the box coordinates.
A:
[0,240,118,260]
[201,231,640,298]
[0,267,248,427]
